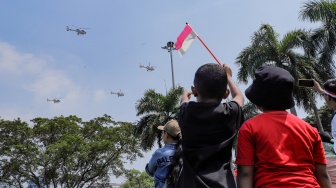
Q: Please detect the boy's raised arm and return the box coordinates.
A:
[223,64,244,106]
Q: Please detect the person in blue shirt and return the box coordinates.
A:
[145,120,181,188]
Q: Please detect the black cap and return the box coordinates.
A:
[245,65,295,110]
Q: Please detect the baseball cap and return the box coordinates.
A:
[157,120,180,137]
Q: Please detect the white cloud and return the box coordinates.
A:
[0,41,48,74]
[93,89,107,103]
[0,41,87,113]
[0,107,33,122]
[25,70,78,97]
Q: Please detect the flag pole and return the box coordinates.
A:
[186,23,221,65]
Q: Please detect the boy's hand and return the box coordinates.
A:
[222,64,232,77]
[180,90,192,105]
[312,80,324,93]
[184,90,193,99]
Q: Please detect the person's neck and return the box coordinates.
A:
[164,140,176,145]
[257,106,286,112]
[196,97,220,103]
[331,106,336,111]
[330,102,336,110]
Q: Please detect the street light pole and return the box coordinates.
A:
[161,41,176,89]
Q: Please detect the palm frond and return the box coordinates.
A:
[299,0,336,23]
[135,89,164,116]
[135,87,183,149]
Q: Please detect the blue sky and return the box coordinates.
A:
[0,0,324,184]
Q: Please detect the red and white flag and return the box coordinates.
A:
[174,24,197,56]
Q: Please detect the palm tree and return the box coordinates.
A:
[304,104,334,133]
[299,0,336,80]
[134,86,183,151]
[235,24,325,131]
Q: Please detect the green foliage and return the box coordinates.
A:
[120,169,154,188]
[135,86,183,151]
[299,0,336,77]
[303,104,334,132]
[0,115,143,188]
[235,23,326,114]
[242,101,260,121]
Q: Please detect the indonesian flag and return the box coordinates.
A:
[175,24,197,56]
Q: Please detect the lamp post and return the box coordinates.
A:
[161,41,176,89]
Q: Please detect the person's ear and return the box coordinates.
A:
[191,86,198,97]
[223,89,230,99]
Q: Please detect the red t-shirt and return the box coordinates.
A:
[236,111,326,188]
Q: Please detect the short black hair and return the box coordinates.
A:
[194,63,227,101]
[324,79,336,102]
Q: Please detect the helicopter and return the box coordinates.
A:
[111,90,125,97]
[66,26,89,35]
[47,98,61,103]
[140,62,155,71]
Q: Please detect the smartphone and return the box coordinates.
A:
[298,79,314,87]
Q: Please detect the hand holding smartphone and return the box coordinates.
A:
[298,79,314,87]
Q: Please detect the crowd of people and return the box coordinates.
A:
[145,63,336,188]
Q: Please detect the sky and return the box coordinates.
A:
[0,0,325,184]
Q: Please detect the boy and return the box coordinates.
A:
[145,120,181,188]
[236,66,331,188]
[176,63,244,188]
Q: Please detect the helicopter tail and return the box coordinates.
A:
[66,26,70,31]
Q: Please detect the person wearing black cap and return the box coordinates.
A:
[145,120,181,188]
[176,63,244,188]
[236,66,332,188]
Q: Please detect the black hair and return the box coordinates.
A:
[324,79,336,102]
[194,63,227,101]
[166,133,182,186]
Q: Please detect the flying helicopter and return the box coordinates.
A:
[47,98,61,103]
[140,62,155,71]
[66,26,89,35]
[111,90,125,97]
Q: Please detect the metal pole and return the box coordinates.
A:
[168,42,175,88]
[162,41,176,89]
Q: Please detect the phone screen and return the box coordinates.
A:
[298,79,314,87]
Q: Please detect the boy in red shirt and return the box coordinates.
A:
[236,66,332,188]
